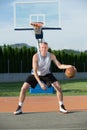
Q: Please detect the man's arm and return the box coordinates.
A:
[51,53,73,69]
[32,54,47,90]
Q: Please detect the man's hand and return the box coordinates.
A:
[39,82,47,90]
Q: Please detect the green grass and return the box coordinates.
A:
[60,79,87,96]
[0,82,23,96]
[0,79,87,96]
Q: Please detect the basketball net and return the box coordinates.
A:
[30,22,44,53]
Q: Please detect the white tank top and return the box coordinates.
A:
[31,52,51,76]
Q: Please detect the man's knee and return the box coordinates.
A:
[52,81,62,92]
[21,82,30,92]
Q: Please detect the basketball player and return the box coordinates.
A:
[14,42,75,115]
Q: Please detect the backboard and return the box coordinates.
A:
[14,0,61,30]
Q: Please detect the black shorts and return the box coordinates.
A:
[25,73,57,88]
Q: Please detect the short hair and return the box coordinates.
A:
[39,42,48,46]
[43,42,48,45]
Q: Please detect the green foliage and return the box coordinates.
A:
[0,44,87,73]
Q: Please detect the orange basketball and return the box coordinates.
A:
[65,67,77,78]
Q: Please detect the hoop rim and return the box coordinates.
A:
[30,22,44,27]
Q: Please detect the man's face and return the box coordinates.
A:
[39,43,48,56]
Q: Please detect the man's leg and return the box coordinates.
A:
[14,82,30,115]
[52,81,68,113]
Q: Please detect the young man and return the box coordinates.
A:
[14,42,75,115]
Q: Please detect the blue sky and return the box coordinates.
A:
[0,0,87,51]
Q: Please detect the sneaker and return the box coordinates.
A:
[60,104,68,114]
[13,105,22,115]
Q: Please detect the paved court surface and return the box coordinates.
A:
[0,96,87,112]
[0,96,87,130]
[0,111,87,130]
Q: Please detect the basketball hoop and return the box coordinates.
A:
[30,22,44,53]
[30,22,44,28]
